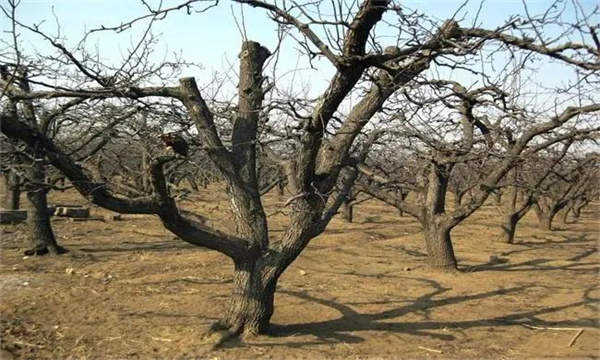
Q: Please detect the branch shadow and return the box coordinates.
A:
[70,240,198,254]
[260,278,597,349]
[517,233,591,246]
[468,233,599,273]
[469,258,599,273]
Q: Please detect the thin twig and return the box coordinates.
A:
[568,329,584,347]
[418,346,443,354]
[521,323,582,331]
[521,323,584,348]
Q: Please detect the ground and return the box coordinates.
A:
[1,185,598,359]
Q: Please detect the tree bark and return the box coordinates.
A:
[572,198,589,219]
[25,161,65,255]
[276,180,285,196]
[500,168,521,244]
[535,202,562,231]
[560,204,572,224]
[500,214,519,244]
[341,199,353,223]
[453,191,464,210]
[3,170,21,210]
[421,160,458,271]
[212,261,276,338]
[141,151,151,192]
[538,213,555,231]
[423,223,457,271]
[493,190,502,204]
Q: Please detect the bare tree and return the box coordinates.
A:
[533,154,598,230]
[498,141,574,243]
[357,79,599,270]
[1,0,599,344]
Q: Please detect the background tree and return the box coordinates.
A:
[357,79,599,270]
[533,154,598,230]
[498,141,574,244]
[1,0,599,345]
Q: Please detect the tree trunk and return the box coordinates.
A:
[223,262,274,333]
[453,192,464,210]
[500,168,520,244]
[560,204,572,224]
[276,180,285,196]
[397,189,409,217]
[538,212,555,231]
[3,170,21,210]
[421,160,457,271]
[494,191,502,205]
[423,224,457,271]
[572,198,588,219]
[141,151,151,192]
[25,161,65,255]
[205,260,279,347]
[535,202,564,231]
[58,177,66,192]
[500,214,518,244]
[187,175,199,191]
[341,199,353,223]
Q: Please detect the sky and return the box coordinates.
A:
[1,0,597,104]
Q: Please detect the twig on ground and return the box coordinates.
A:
[521,323,584,347]
[418,346,443,354]
[568,329,584,347]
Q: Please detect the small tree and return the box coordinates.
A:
[533,154,598,230]
[498,141,573,244]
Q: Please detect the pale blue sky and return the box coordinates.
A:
[2,0,597,101]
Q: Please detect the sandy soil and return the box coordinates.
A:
[1,185,598,359]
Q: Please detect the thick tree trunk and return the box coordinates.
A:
[423,224,457,271]
[205,260,280,348]
[341,199,353,223]
[421,160,458,271]
[3,171,21,210]
[222,262,275,333]
[25,161,65,255]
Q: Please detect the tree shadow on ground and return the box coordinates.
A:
[258,278,597,348]
[71,240,198,254]
[517,233,591,246]
[467,234,598,273]
[466,258,599,273]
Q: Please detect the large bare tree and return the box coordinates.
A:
[1,0,599,344]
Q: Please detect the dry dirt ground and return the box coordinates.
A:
[0,185,599,359]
